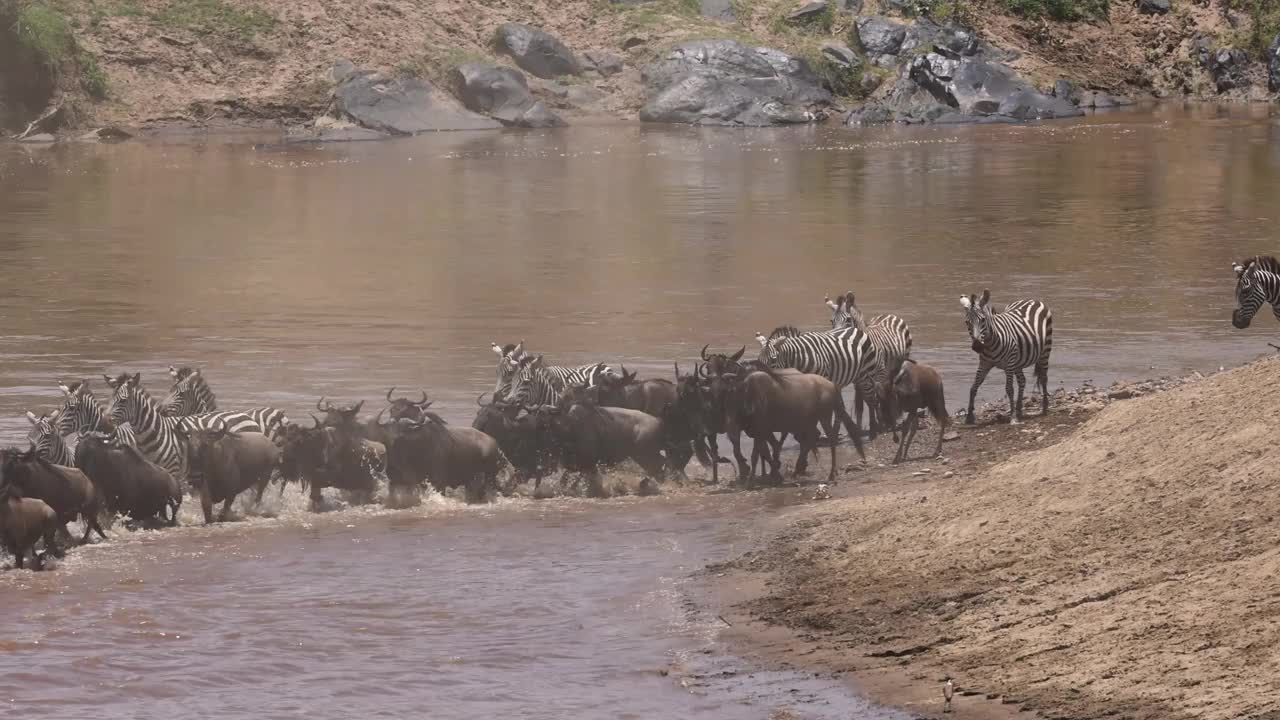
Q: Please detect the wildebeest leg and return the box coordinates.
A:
[820,413,838,484]
[219,496,234,522]
[585,470,606,499]
[42,524,64,559]
[727,430,749,485]
[12,541,23,570]
[967,360,994,425]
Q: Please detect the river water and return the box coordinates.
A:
[1,105,1277,718]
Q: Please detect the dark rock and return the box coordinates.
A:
[881,0,917,15]
[701,0,736,19]
[329,58,357,84]
[859,72,884,95]
[854,16,907,58]
[1138,0,1170,13]
[622,36,648,51]
[820,42,860,69]
[1076,90,1133,108]
[453,63,565,128]
[333,71,500,134]
[786,1,829,23]
[846,105,893,125]
[1268,33,1280,92]
[640,39,832,126]
[842,0,864,11]
[582,49,624,77]
[494,23,581,79]
[1203,47,1249,92]
[1052,79,1077,102]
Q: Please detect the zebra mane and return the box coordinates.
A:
[768,326,802,341]
[1241,256,1280,276]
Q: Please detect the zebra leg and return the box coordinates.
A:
[966,362,994,425]
[852,387,864,436]
[1036,359,1050,416]
[1014,369,1028,422]
[1004,371,1020,425]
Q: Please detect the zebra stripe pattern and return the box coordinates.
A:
[26,411,73,466]
[1232,255,1280,329]
[160,366,288,441]
[492,341,528,397]
[57,381,145,448]
[502,354,614,407]
[960,290,1053,425]
[754,326,881,413]
[827,293,913,430]
[106,373,189,482]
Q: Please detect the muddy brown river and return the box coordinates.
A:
[1,105,1277,718]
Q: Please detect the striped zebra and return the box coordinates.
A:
[753,325,881,432]
[1231,255,1280,329]
[159,366,289,441]
[25,410,73,466]
[492,340,528,397]
[959,290,1053,425]
[105,373,190,483]
[502,354,615,407]
[57,380,136,447]
[825,292,912,430]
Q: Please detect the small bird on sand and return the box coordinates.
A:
[812,484,831,500]
[943,676,955,713]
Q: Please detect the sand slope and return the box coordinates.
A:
[744,355,1280,719]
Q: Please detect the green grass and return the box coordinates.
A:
[13,2,73,67]
[77,47,108,97]
[154,0,274,40]
[996,0,1109,21]
[1223,0,1280,56]
[772,1,835,33]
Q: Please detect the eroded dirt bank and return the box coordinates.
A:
[708,356,1280,720]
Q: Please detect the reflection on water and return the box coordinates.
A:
[0,105,1277,718]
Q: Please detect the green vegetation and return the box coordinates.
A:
[154,0,274,41]
[1224,0,1280,56]
[77,47,108,97]
[805,49,864,98]
[771,1,834,33]
[995,0,1109,21]
[12,1,73,67]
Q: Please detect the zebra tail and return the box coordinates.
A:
[834,401,865,460]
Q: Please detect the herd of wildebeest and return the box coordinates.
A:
[0,288,1061,570]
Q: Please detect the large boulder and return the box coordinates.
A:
[1203,47,1249,92]
[855,16,908,60]
[640,40,832,126]
[786,1,830,24]
[452,63,565,128]
[1268,33,1280,92]
[493,23,581,79]
[582,49,624,77]
[1138,0,1170,13]
[332,71,500,134]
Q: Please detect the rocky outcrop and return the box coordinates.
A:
[1268,33,1280,93]
[850,51,1082,125]
[1051,79,1132,109]
[820,42,859,69]
[854,16,907,62]
[1203,47,1249,92]
[581,49,624,77]
[332,70,500,134]
[1138,0,1170,14]
[493,23,581,79]
[640,40,832,126]
[786,1,830,23]
[453,63,564,128]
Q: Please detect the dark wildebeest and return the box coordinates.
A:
[186,429,280,524]
[543,385,667,497]
[708,368,863,487]
[279,418,383,508]
[315,397,390,469]
[473,394,557,487]
[74,432,181,526]
[880,359,951,465]
[0,485,62,570]
[0,446,107,544]
[384,387,433,423]
[381,411,505,503]
[595,366,711,480]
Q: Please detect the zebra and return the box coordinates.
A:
[492,340,528,397]
[26,410,73,466]
[57,380,137,448]
[1231,255,1280,329]
[502,354,615,407]
[825,292,912,430]
[158,366,289,441]
[105,373,190,483]
[753,325,882,434]
[959,289,1053,425]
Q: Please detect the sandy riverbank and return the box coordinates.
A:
[700,357,1280,719]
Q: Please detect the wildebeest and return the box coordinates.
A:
[384,387,432,423]
[0,486,62,570]
[705,367,863,487]
[595,366,707,480]
[186,429,280,523]
[543,386,667,497]
[279,418,384,508]
[880,359,950,465]
[0,446,107,544]
[472,394,557,486]
[381,410,505,503]
[74,432,182,526]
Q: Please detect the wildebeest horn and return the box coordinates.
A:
[730,346,745,362]
[700,344,710,361]
[386,386,397,402]
[316,396,331,412]
[309,413,322,429]
[696,362,710,378]
[375,407,386,424]
[477,392,491,407]
[673,362,680,381]
[417,390,429,406]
